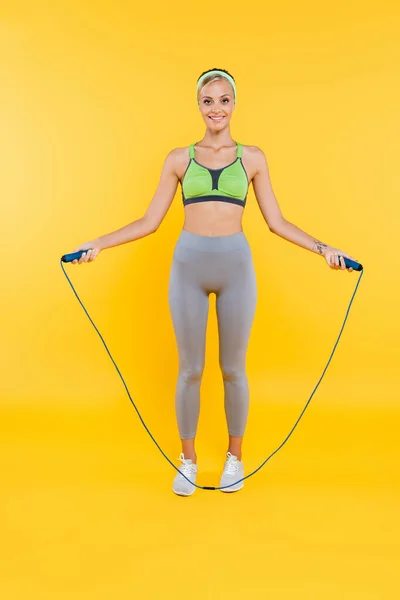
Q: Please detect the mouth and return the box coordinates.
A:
[209,116,225,122]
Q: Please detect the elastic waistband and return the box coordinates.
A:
[177,229,249,252]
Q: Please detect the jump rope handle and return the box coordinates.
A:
[339,257,363,271]
[61,250,363,271]
[61,249,93,263]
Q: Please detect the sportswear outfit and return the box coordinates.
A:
[169,142,256,494]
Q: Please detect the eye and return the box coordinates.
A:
[202,98,230,105]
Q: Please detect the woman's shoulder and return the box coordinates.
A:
[241,144,265,157]
[163,146,193,181]
[166,145,191,161]
[166,146,192,174]
[240,145,267,177]
[241,144,269,170]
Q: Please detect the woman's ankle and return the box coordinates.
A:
[181,438,196,464]
[183,452,197,464]
[228,435,243,461]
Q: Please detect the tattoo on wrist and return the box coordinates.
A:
[313,240,328,255]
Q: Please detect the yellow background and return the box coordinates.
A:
[1,0,399,598]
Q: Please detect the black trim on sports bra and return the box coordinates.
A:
[183,195,246,207]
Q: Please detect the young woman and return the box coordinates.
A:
[70,68,357,497]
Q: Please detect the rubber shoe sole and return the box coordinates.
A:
[220,480,244,493]
[172,484,196,497]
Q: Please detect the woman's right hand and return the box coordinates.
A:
[70,240,102,265]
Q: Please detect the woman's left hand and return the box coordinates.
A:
[324,247,358,272]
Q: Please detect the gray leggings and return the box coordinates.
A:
[168,230,257,440]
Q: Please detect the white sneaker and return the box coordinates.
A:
[219,452,244,492]
[172,453,198,496]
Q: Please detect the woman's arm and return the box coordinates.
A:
[251,147,357,269]
[70,149,180,263]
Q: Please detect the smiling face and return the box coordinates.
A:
[197,78,235,130]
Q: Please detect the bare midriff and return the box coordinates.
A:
[182,201,245,237]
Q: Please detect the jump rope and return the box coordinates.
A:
[60,249,364,490]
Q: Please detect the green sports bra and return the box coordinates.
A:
[181,141,249,207]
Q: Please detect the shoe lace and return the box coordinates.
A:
[225,452,239,475]
[178,452,196,477]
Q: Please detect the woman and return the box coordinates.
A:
[70,68,356,497]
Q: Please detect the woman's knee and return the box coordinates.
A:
[220,364,246,383]
[179,365,204,385]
